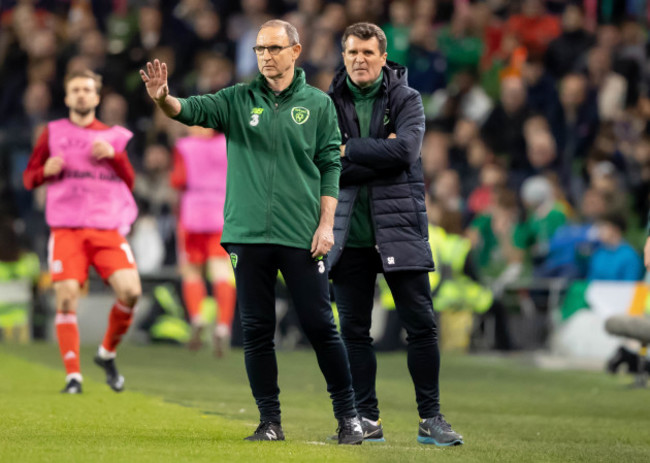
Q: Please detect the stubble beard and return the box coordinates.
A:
[72,107,93,117]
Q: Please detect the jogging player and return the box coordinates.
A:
[23,69,141,394]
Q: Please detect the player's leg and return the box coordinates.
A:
[92,230,140,392]
[226,244,284,440]
[330,248,382,429]
[54,279,83,393]
[206,233,236,357]
[178,226,209,349]
[384,270,463,446]
[279,248,362,445]
[49,229,88,393]
[181,261,207,350]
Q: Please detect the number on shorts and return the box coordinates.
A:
[120,243,135,264]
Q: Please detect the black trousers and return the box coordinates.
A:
[331,247,441,420]
[226,244,356,423]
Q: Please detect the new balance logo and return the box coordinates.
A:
[51,260,63,273]
[266,430,277,440]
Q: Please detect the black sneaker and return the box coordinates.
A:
[60,378,82,394]
[244,421,285,441]
[606,347,637,373]
[360,417,385,442]
[337,416,363,445]
[93,354,125,392]
[417,415,463,446]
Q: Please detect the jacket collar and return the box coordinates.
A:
[329,60,408,97]
[250,68,306,100]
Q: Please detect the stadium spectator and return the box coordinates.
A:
[328,22,463,446]
[515,175,567,273]
[468,188,524,295]
[22,69,141,394]
[544,4,595,79]
[554,73,599,197]
[505,0,560,56]
[537,188,606,278]
[427,69,493,127]
[141,19,363,445]
[407,19,447,96]
[481,76,529,170]
[437,9,484,80]
[522,55,561,124]
[588,212,643,281]
[466,160,506,216]
[382,0,412,67]
[586,47,627,122]
[421,127,450,186]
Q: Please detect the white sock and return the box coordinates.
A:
[97,345,116,360]
[66,373,83,383]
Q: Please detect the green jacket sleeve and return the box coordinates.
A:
[172,86,235,133]
[314,97,342,198]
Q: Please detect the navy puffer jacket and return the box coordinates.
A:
[327,61,434,273]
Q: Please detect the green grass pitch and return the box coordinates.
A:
[1,344,650,462]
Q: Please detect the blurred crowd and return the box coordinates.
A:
[1,0,650,288]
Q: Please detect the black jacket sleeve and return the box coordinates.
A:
[339,157,397,187]
[344,89,425,169]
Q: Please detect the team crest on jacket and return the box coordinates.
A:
[291,107,310,125]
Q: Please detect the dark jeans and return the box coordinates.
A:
[226,244,356,423]
[331,247,441,420]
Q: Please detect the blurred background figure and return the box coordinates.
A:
[170,126,235,356]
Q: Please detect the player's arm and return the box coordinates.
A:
[23,127,65,190]
[169,147,187,190]
[107,151,136,190]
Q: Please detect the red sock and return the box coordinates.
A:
[213,281,236,328]
[183,279,206,324]
[101,300,134,353]
[55,312,80,375]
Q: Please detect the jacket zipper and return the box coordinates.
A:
[266,99,280,242]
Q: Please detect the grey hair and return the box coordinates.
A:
[259,20,300,45]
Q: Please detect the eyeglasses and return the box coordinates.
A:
[252,45,292,56]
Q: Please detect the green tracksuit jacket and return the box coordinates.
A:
[173,68,341,249]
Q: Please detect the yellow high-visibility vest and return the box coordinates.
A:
[380,225,492,313]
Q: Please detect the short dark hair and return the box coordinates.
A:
[342,22,387,55]
[64,69,102,94]
[598,211,627,233]
[259,19,300,45]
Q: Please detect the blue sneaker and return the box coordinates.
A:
[417,415,463,446]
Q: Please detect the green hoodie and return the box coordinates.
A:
[173,69,341,249]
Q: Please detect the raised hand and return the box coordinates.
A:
[140,59,169,104]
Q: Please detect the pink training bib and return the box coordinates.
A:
[176,134,227,233]
[45,119,137,233]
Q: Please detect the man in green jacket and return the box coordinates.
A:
[140,19,362,444]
